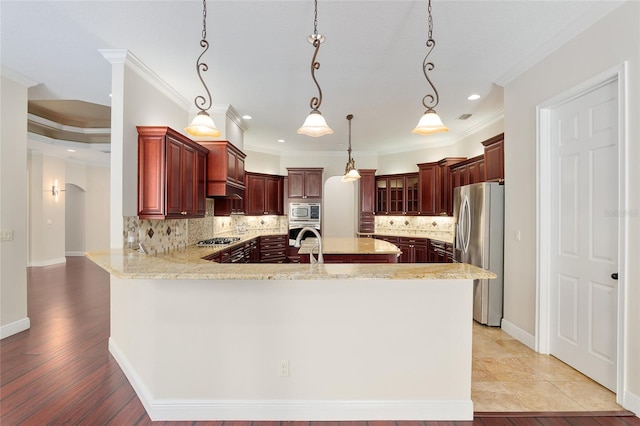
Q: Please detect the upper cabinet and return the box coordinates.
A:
[287,168,323,199]
[137,126,209,219]
[245,172,284,216]
[418,157,466,216]
[450,154,485,188]
[482,133,505,183]
[375,173,418,215]
[197,140,246,198]
[358,169,377,233]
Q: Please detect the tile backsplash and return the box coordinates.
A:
[374,215,455,240]
[124,199,287,254]
[124,200,453,253]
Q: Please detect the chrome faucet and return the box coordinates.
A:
[294,227,324,264]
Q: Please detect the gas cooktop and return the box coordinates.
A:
[196,237,241,247]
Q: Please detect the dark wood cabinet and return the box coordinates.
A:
[358,169,377,233]
[482,133,505,183]
[375,173,418,215]
[428,239,454,263]
[137,126,208,219]
[397,237,428,263]
[213,197,244,216]
[287,168,323,199]
[451,154,485,189]
[417,162,438,216]
[245,172,284,215]
[197,140,246,198]
[259,235,287,263]
[437,157,466,216]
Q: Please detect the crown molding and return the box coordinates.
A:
[99,49,191,110]
[28,114,111,135]
[1,66,39,87]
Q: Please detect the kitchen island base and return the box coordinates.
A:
[108,275,474,421]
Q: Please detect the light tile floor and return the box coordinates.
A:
[472,322,624,412]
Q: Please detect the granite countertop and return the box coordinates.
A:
[298,237,401,255]
[369,230,455,244]
[86,246,494,281]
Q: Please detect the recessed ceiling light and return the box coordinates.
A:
[467,94,481,101]
[242,115,252,120]
[277,139,285,143]
[67,149,76,152]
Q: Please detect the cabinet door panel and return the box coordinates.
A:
[288,170,305,198]
[166,137,183,216]
[246,174,266,215]
[138,135,165,217]
[266,177,281,214]
[181,143,196,215]
[304,171,322,198]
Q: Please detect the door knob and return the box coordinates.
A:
[611,273,618,280]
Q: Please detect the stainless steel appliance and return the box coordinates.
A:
[454,182,504,326]
[289,202,320,223]
[196,237,241,247]
[288,223,321,247]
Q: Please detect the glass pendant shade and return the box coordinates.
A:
[185,111,221,137]
[412,110,449,135]
[341,166,361,183]
[297,111,333,137]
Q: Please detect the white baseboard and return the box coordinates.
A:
[1,317,30,339]
[624,390,640,416]
[109,338,473,421]
[501,318,536,350]
[29,257,67,267]
[65,251,85,257]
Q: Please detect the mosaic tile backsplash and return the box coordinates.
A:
[124,199,454,254]
[124,199,287,254]
[374,215,455,240]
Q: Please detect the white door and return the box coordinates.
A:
[549,79,618,391]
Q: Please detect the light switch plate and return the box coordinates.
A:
[1,230,14,241]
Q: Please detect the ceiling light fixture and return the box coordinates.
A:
[341,114,360,183]
[467,94,481,101]
[185,0,221,138]
[412,0,448,136]
[242,115,252,120]
[297,0,333,137]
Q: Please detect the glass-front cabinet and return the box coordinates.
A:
[375,173,418,215]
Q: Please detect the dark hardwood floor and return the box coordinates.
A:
[1,257,638,425]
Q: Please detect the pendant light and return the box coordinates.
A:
[185,0,221,138]
[341,114,361,183]
[412,0,448,135]
[297,0,333,137]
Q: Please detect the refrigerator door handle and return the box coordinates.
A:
[461,195,471,254]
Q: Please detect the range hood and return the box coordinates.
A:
[197,140,246,198]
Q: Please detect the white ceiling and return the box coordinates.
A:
[1,0,625,161]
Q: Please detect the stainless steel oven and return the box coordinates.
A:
[288,223,321,247]
[288,202,320,223]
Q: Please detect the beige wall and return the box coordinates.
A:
[0,75,29,337]
[503,0,639,400]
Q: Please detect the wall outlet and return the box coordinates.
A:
[279,359,289,377]
[0,230,13,241]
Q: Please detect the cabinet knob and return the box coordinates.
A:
[181,211,187,215]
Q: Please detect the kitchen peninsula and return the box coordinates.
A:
[298,237,401,263]
[87,248,494,422]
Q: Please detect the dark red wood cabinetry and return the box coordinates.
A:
[137,126,208,219]
[287,168,323,199]
[375,173,418,215]
[358,169,377,233]
[482,133,505,183]
[197,140,246,198]
[259,235,287,263]
[397,237,429,263]
[245,172,284,215]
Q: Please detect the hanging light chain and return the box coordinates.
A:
[202,0,207,40]
[420,0,439,112]
[347,114,353,161]
[194,0,212,113]
[313,0,319,38]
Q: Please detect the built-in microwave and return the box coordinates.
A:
[289,202,320,223]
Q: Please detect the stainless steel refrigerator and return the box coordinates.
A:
[453,182,504,326]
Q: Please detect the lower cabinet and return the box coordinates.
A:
[428,239,454,263]
[259,235,287,263]
[397,237,429,263]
